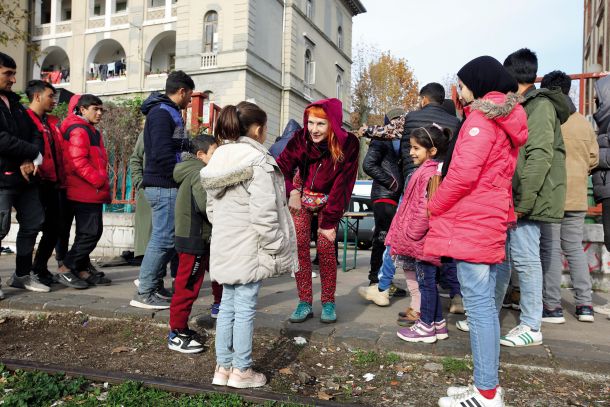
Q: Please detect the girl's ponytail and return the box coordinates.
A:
[214,105,241,143]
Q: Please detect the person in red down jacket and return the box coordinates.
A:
[426,57,528,407]
[24,80,66,287]
[56,94,111,288]
[277,98,359,324]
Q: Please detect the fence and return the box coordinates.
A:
[106,94,221,210]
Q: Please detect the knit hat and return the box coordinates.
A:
[386,107,405,121]
[457,56,518,99]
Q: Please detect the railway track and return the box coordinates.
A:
[1,358,353,407]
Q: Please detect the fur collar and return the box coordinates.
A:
[470,92,524,119]
[201,165,254,190]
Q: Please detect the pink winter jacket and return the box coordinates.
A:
[423,92,528,264]
[385,159,441,266]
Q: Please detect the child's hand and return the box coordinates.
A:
[318,228,336,242]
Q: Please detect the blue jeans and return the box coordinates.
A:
[438,261,461,298]
[137,187,177,295]
[215,281,262,370]
[377,245,396,291]
[457,261,500,391]
[416,261,443,324]
[495,219,542,330]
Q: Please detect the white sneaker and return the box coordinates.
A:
[212,365,231,386]
[133,279,140,287]
[438,385,504,407]
[312,271,318,278]
[357,284,390,306]
[226,367,267,388]
[456,319,469,332]
[593,303,610,316]
[500,324,542,347]
[0,286,4,300]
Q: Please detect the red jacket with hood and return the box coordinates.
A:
[277,98,359,230]
[25,109,65,185]
[386,159,442,266]
[423,92,528,264]
[60,95,111,204]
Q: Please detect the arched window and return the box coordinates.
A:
[337,26,343,50]
[336,75,342,99]
[204,11,218,53]
[304,49,312,84]
[306,0,313,19]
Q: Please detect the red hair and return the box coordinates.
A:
[306,106,344,163]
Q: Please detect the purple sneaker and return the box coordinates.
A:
[396,320,437,343]
[434,320,449,340]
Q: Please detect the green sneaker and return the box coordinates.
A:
[289,301,313,323]
[321,302,337,323]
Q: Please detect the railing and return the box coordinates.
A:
[200,53,217,69]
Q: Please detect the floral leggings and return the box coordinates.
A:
[291,208,337,304]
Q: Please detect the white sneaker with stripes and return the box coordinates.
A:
[438,385,504,407]
[500,324,542,347]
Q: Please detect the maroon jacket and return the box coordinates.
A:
[277,98,359,229]
[25,109,65,185]
[59,95,111,204]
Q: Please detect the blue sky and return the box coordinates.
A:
[352,0,584,87]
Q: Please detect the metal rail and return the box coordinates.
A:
[1,358,352,407]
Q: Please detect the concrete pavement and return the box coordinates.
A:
[0,250,609,375]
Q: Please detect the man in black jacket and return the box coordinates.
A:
[363,108,404,287]
[130,71,194,310]
[400,83,461,178]
[0,52,47,298]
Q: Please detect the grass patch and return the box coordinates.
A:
[353,350,402,367]
[0,364,307,407]
[441,357,471,374]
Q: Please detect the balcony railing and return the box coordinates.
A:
[201,53,217,69]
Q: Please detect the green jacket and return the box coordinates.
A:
[512,86,569,223]
[129,132,151,257]
[174,154,211,255]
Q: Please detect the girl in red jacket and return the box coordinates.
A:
[383,125,451,344]
[426,56,528,407]
[277,98,359,324]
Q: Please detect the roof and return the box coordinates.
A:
[342,0,366,16]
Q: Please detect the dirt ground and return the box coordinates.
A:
[0,312,608,407]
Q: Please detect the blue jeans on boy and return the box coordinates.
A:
[495,219,542,331]
[377,245,396,291]
[137,187,177,295]
[416,261,443,324]
[457,261,500,391]
[215,281,262,370]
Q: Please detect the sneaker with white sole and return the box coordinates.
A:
[56,271,89,289]
[397,320,437,343]
[226,367,267,388]
[212,365,231,386]
[9,272,51,293]
[130,292,171,309]
[456,319,469,332]
[434,320,449,340]
[542,307,566,324]
[440,385,504,406]
[576,305,594,322]
[593,303,610,316]
[0,286,4,300]
[357,284,390,306]
[500,324,542,347]
[167,329,204,353]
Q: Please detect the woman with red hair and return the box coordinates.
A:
[277,98,359,323]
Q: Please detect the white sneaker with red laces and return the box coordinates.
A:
[438,385,504,407]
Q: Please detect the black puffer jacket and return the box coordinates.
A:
[0,91,43,188]
[400,103,460,178]
[363,139,403,201]
[593,75,610,201]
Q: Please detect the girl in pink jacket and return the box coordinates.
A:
[385,124,451,344]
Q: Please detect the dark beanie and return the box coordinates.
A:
[457,56,518,99]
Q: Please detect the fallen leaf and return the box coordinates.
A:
[390,381,399,386]
[0,318,5,324]
[317,391,334,400]
[279,367,293,375]
[111,346,133,354]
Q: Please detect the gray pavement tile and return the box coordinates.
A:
[79,298,125,318]
[43,294,104,312]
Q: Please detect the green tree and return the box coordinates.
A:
[0,0,39,57]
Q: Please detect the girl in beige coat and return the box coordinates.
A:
[200,101,297,389]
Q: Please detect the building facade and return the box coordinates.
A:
[1,0,365,138]
[583,0,609,116]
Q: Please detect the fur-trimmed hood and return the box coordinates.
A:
[467,91,528,149]
[200,137,266,197]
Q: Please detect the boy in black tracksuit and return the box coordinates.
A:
[167,135,222,353]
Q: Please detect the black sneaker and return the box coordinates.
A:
[56,271,89,289]
[130,292,170,309]
[576,305,594,322]
[155,285,173,300]
[168,328,205,353]
[542,307,565,324]
[36,269,57,286]
[9,272,51,293]
[389,283,407,298]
